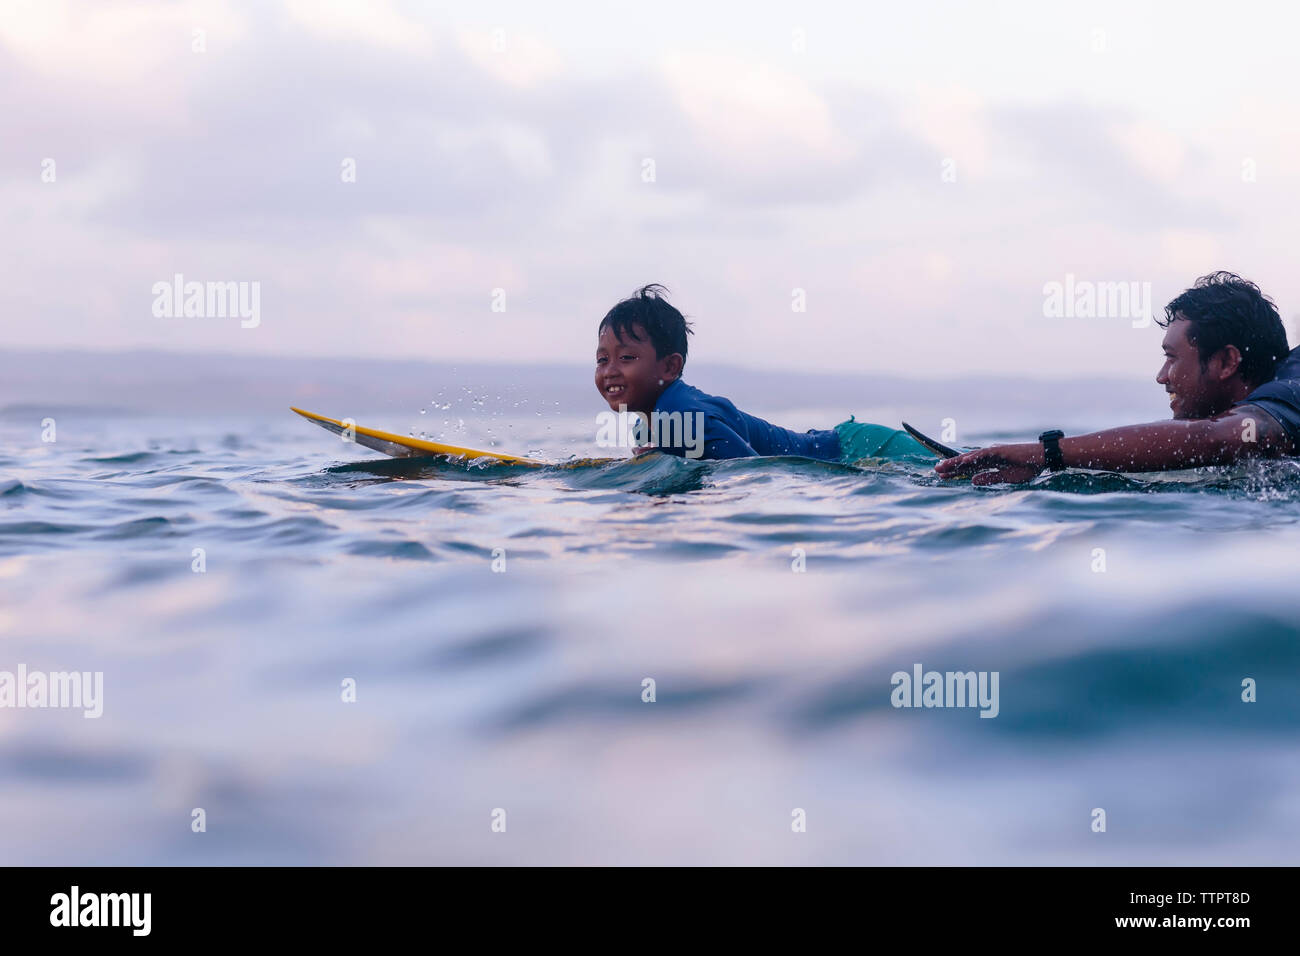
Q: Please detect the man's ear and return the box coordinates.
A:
[661,353,684,381]
[1217,344,1243,380]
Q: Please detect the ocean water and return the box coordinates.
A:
[2,403,1299,865]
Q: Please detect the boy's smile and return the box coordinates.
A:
[595,324,681,414]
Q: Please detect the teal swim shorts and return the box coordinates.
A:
[833,416,933,464]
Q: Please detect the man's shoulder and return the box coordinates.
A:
[1269,345,1300,384]
[1258,345,1300,390]
[1240,346,1300,406]
[1224,400,1298,454]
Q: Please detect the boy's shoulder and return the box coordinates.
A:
[656,380,738,416]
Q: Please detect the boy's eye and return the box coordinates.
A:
[620,355,636,361]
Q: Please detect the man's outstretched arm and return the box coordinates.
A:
[934,405,1296,484]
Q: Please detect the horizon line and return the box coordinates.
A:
[0,345,1143,386]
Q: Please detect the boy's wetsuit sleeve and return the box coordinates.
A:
[1237,345,1300,448]
[703,419,760,458]
[651,379,838,461]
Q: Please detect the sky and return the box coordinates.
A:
[4,0,1300,380]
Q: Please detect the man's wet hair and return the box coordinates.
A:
[1159,272,1290,387]
[598,284,693,362]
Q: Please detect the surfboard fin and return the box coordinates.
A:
[901,422,963,459]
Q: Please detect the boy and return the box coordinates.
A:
[595,284,930,462]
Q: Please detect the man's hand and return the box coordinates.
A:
[935,442,1044,485]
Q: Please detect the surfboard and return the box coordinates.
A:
[291,407,545,465]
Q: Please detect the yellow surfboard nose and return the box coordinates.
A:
[290,407,546,465]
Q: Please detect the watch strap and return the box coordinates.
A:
[1038,430,1066,472]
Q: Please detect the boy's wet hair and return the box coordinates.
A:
[1159,272,1290,387]
[598,284,693,363]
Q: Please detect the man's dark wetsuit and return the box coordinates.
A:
[1237,345,1300,446]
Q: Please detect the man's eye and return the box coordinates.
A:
[621,355,636,361]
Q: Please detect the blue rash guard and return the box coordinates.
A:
[650,379,841,461]
[1237,345,1300,447]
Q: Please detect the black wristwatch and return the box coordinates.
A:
[1038,430,1066,472]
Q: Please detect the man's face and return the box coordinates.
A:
[595,325,669,414]
[1156,317,1229,419]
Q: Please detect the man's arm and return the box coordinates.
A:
[935,405,1296,484]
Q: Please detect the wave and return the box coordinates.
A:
[326,450,713,496]
[320,449,1300,500]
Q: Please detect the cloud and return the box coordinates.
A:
[650,55,927,205]
[0,0,1291,379]
[456,27,562,89]
[284,0,433,55]
[990,103,1233,231]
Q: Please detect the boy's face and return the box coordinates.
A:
[595,324,680,414]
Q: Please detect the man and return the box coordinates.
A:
[936,272,1300,485]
